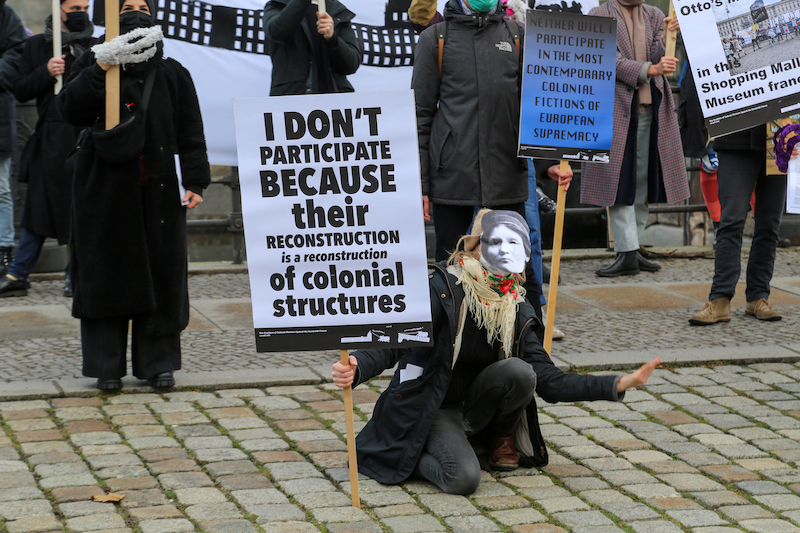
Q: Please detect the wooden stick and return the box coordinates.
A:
[105,0,120,130]
[340,349,360,508]
[664,1,678,59]
[52,0,62,93]
[543,161,568,355]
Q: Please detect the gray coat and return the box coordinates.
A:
[412,0,528,206]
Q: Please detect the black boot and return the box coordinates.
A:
[595,251,639,277]
[0,246,12,277]
[637,252,661,272]
[0,275,27,298]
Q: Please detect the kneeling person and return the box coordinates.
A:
[332,210,659,495]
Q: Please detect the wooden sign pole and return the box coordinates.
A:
[105,0,120,129]
[664,1,678,61]
[52,0,62,93]
[340,349,360,508]
[543,160,568,355]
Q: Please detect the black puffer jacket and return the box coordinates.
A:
[262,0,361,95]
[412,0,528,206]
[352,261,622,485]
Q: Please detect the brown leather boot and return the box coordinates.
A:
[489,434,519,471]
[689,297,731,326]
[745,299,781,321]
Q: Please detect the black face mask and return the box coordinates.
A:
[63,11,90,32]
[119,10,154,33]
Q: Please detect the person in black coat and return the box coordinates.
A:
[262,0,361,95]
[0,1,26,275]
[0,0,95,299]
[58,0,211,391]
[333,209,660,495]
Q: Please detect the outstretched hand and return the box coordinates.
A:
[332,355,358,389]
[617,357,661,393]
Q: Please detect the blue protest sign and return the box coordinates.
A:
[519,11,616,163]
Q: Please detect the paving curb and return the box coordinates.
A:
[0,368,325,402]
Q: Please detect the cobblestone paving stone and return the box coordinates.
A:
[4,363,800,531]
[4,250,800,382]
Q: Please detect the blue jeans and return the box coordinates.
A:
[0,157,13,247]
[7,228,70,281]
[524,166,546,306]
[710,149,785,302]
[414,358,537,495]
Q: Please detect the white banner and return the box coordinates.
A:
[88,0,601,166]
[675,0,800,136]
[233,90,433,352]
[87,0,450,166]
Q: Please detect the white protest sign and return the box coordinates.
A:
[675,0,800,137]
[233,91,433,352]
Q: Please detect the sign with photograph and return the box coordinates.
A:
[676,0,800,137]
[518,10,617,162]
[233,91,433,352]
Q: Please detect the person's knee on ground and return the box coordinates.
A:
[415,451,481,495]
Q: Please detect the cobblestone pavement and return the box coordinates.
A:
[2,248,800,383]
[6,364,800,532]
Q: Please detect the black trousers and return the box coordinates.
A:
[710,149,785,302]
[81,317,181,380]
[414,358,537,495]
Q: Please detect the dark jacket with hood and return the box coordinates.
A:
[262,0,361,95]
[412,0,528,207]
[0,2,26,157]
[57,41,210,337]
[14,28,94,244]
[351,261,623,485]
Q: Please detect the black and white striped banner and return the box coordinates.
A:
[89,0,424,165]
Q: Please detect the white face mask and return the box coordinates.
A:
[481,225,529,274]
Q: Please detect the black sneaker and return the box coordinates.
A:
[0,275,27,298]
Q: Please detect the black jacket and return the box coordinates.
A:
[412,0,528,206]
[262,0,361,95]
[58,48,210,336]
[0,3,26,156]
[714,125,764,153]
[352,261,622,485]
[14,33,92,243]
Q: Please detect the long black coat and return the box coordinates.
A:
[14,34,91,244]
[0,4,26,157]
[352,262,622,485]
[58,50,210,336]
[262,0,361,95]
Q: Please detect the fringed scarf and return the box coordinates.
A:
[456,256,524,358]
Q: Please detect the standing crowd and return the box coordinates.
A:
[0,0,793,465]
